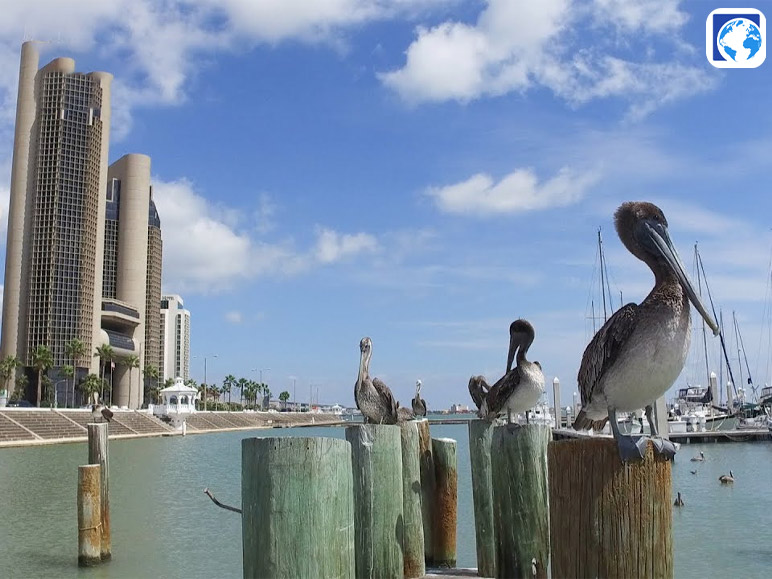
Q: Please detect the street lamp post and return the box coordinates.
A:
[196,354,218,411]
[252,368,271,410]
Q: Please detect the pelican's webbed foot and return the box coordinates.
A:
[650,436,677,460]
[614,434,650,462]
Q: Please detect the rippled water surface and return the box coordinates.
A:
[1,421,770,577]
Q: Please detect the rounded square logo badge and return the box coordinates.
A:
[706,8,766,68]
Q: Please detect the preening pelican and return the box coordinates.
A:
[412,380,427,417]
[573,202,719,462]
[468,375,490,411]
[479,319,545,423]
[91,392,113,423]
[354,337,398,424]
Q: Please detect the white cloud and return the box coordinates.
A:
[225,311,243,324]
[426,167,599,216]
[381,0,715,116]
[153,178,380,294]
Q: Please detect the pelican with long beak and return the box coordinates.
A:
[354,337,398,424]
[412,380,427,417]
[91,392,113,423]
[479,319,545,423]
[573,201,719,461]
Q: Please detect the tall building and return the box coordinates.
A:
[159,295,190,382]
[0,43,162,408]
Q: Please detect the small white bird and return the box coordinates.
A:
[91,392,113,423]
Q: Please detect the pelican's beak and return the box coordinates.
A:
[642,221,720,336]
[506,331,517,373]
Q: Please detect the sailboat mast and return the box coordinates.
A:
[695,244,711,388]
[598,228,608,322]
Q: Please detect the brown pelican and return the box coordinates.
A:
[468,375,490,411]
[573,202,719,461]
[355,337,398,424]
[412,380,427,417]
[674,492,685,507]
[91,392,113,423]
[479,319,545,423]
[719,470,734,484]
[690,451,705,462]
[396,402,415,422]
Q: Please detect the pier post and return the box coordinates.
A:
[468,420,496,577]
[552,377,561,428]
[431,437,457,568]
[345,424,403,579]
[242,437,354,579]
[416,419,435,565]
[400,421,425,578]
[77,464,102,567]
[491,424,550,578]
[87,423,110,561]
[548,438,673,578]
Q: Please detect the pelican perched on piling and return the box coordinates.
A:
[573,202,720,462]
[468,375,490,411]
[396,402,414,422]
[412,380,427,417]
[355,337,398,424]
[719,470,735,484]
[91,392,113,423]
[479,319,545,423]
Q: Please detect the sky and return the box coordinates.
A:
[0,0,771,410]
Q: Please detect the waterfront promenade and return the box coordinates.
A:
[0,408,343,448]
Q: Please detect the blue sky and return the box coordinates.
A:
[0,0,771,410]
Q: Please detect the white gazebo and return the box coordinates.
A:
[152,377,199,430]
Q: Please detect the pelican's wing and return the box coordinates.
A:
[397,405,414,422]
[372,377,397,419]
[101,407,114,422]
[577,303,639,406]
[412,396,427,417]
[468,375,489,410]
[483,368,521,418]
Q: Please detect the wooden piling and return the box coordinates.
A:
[77,464,102,567]
[87,422,110,561]
[468,420,496,578]
[346,424,403,579]
[242,437,355,579]
[400,421,425,578]
[549,438,673,579]
[416,418,435,565]
[431,437,457,568]
[491,424,550,578]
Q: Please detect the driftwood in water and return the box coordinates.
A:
[203,488,242,514]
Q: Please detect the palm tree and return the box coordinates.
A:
[122,354,140,408]
[143,363,160,404]
[79,373,103,402]
[13,373,28,402]
[223,374,236,410]
[237,377,248,409]
[279,390,290,409]
[31,345,54,407]
[60,365,74,406]
[94,344,115,403]
[0,355,21,402]
[65,338,87,407]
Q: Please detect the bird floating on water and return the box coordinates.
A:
[690,469,698,475]
[354,337,398,424]
[91,392,113,423]
[690,451,705,462]
[573,201,720,462]
[674,492,685,507]
[719,471,735,484]
[479,319,545,424]
[412,380,427,417]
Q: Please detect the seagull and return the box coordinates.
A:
[479,319,545,424]
[719,470,735,484]
[573,202,719,462]
[91,392,113,423]
[690,451,705,462]
[411,380,427,417]
[354,337,398,424]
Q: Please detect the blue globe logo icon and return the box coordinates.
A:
[717,18,763,62]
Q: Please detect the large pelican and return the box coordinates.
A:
[573,202,719,461]
[479,319,545,423]
[412,380,427,417]
[91,392,113,423]
[468,375,490,411]
[355,337,398,424]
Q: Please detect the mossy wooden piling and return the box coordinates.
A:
[549,438,673,579]
[468,419,496,578]
[491,424,550,578]
[416,418,435,565]
[431,437,457,567]
[87,423,110,561]
[346,424,403,579]
[77,464,102,567]
[400,421,425,578]
[241,437,354,579]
